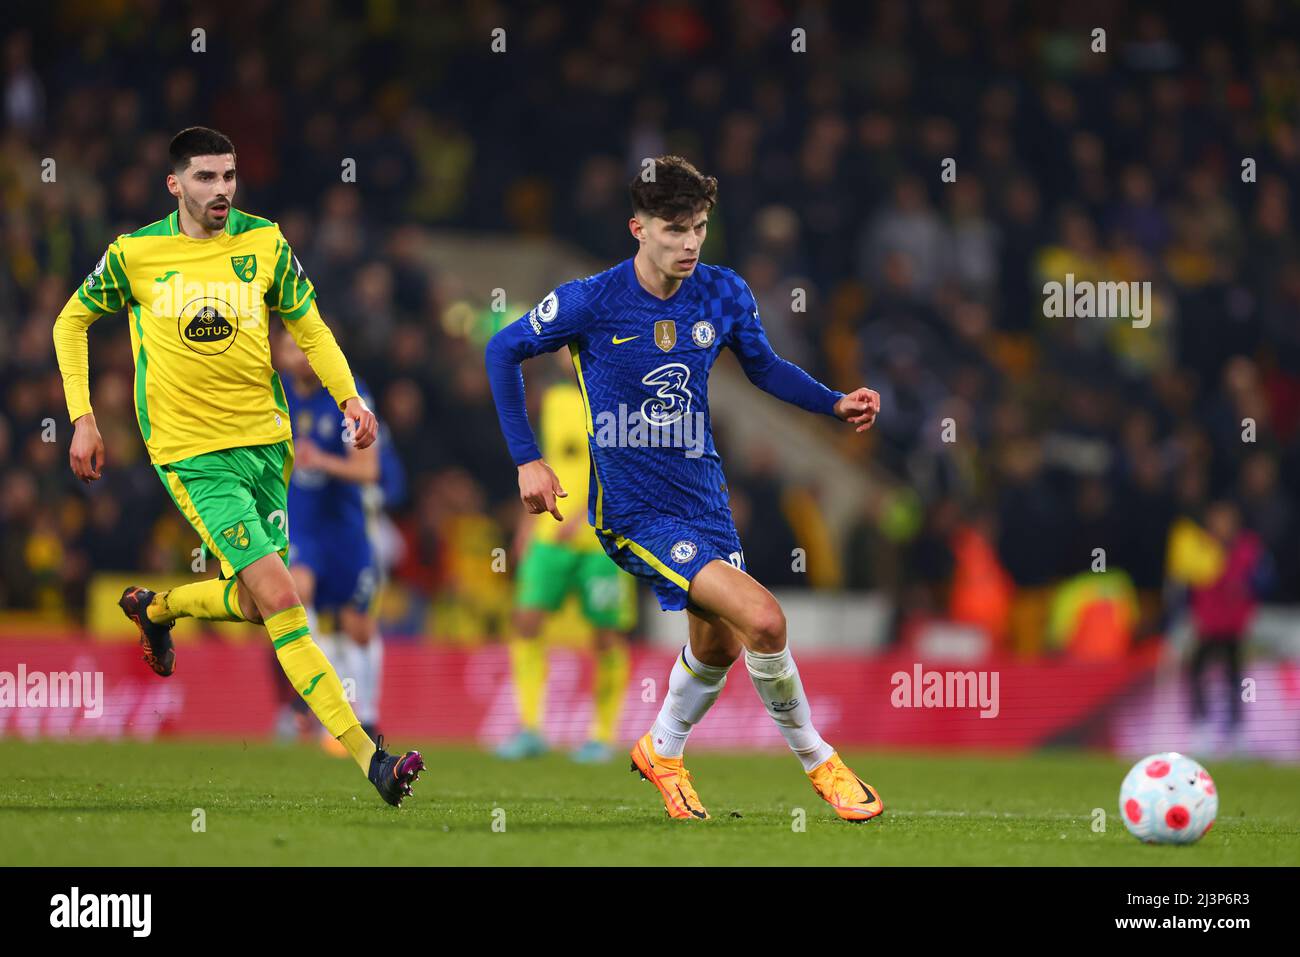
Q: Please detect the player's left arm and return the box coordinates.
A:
[295,433,380,483]
[295,389,382,483]
[268,232,376,449]
[727,276,880,431]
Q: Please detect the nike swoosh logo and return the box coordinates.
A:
[676,784,707,819]
[154,270,179,283]
[302,672,326,696]
[611,334,639,344]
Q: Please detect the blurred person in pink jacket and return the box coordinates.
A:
[1188,501,1272,754]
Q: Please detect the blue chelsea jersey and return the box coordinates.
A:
[485,258,843,531]
[285,376,372,539]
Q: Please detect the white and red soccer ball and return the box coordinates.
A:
[1119,752,1218,844]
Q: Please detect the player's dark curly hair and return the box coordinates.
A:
[169,126,236,172]
[629,155,718,222]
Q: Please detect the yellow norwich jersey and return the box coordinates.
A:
[52,207,360,465]
[532,381,602,552]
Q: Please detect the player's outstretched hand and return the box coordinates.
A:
[342,396,378,449]
[834,387,881,433]
[69,413,105,483]
[518,459,567,521]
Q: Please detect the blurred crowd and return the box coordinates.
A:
[2,1,1299,655]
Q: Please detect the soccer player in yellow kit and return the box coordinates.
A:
[51,127,423,807]
[498,372,636,763]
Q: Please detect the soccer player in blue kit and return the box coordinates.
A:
[486,156,884,821]
[274,329,385,741]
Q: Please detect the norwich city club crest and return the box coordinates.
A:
[230,255,257,282]
[221,522,250,550]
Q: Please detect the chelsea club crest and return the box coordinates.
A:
[670,540,698,563]
[691,320,715,347]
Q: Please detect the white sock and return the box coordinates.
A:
[745,647,833,772]
[336,639,369,724]
[356,633,383,727]
[314,629,338,665]
[649,645,730,758]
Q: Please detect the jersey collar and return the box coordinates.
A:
[168,208,236,244]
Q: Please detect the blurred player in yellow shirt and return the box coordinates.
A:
[497,365,636,762]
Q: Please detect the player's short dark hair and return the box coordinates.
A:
[169,126,236,173]
[629,155,718,222]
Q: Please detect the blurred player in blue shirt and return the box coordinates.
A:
[274,329,385,744]
[486,156,885,822]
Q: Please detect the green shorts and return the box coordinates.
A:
[155,440,293,579]
[516,540,636,631]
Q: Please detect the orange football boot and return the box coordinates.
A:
[808,752,883,822]
[629,732,709,820]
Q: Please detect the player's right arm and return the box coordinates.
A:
[52,240,132,483]
[484,282,592,520]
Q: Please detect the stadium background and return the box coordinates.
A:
[1,0,1298,761]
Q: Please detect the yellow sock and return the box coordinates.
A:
[590,643,630,744]
[508,638,547,731]
[266,604,360,739]
[148,578,244,624]
[338,723,376,773]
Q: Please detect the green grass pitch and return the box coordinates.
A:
[1,740,1297,866]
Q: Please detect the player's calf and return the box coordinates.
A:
[236,581,263,623]
[744,647,835,770]
[736,598,787,654]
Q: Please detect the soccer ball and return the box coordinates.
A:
[1118,752,1218,844]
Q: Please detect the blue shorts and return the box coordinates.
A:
[598,505,746,611]
[289,530,379,613]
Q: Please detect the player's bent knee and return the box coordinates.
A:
[337,608,372,645]
[702,644,741,668]
[513,608,545,638]
[234,581,264,624]
[746,602,787,653]
[593,629,623,653]
[691,627,743,668]
[252,586,301,619]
